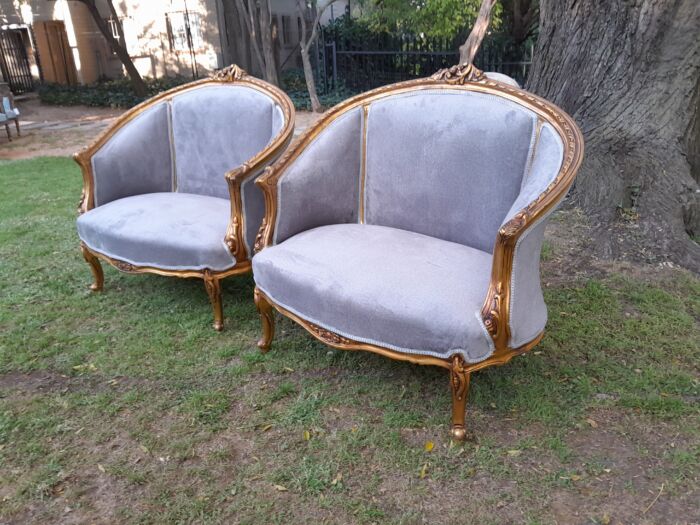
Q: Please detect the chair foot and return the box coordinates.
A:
[14,120,20,136]
[80,242,103,292]
[4,123,11,141]
[203,272,224,331]
[450,356,471,441]
[254,287,275,352]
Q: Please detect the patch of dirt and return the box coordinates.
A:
[0,98,321,161]
[0,370,155,404]
[0,98,123,160]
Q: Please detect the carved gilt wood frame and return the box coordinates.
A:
[253,64,584,438]
[74,65,295,330]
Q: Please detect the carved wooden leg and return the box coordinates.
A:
[253,287,275,353]
[79,242,103,292]
[203,271,224,331]
[450,356,471,441]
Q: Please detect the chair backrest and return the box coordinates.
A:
[90,81,288,205]
[2,97,13,115]
[353,85,564,253]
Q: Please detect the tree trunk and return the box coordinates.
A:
[221,0,253,71]
[527,0,700,271]
[300,44,322,112]
[259,0,279,85]
[76,0,147,97]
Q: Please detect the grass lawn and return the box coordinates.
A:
[0,157,698,524]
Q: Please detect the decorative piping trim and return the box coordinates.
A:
[359,103,370,224]
[255,285,494,364]
[272,108,360,245]
[79,238,237,272]
[167,100,178,192]
[508,208,554,348]
[521,116,543,189]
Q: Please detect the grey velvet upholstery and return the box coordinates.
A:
[171,85,281,199]
[255,224,494,361]
[504,123,565,347]
[82,82,287,270]
[77,193,235,271]
[255,86,568,362]
[484,72,520,88]
[92,102,172,207]
[364,91,536,252]
[273,108,363,244]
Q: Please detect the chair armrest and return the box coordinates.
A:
[255,106,364,252]
[224,115,294,261]
[481,114,584,353]
[74,99,173,214]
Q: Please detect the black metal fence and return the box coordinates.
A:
[0,28,34,95]
[317,32,533,93]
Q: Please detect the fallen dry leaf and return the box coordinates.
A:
[586,418,599,428]
[506,449,522,457]
[424,441,434,452]
[97,464,106,473]
[274,484,288,492]
[303,430,311,441]
[261,424,273,432]
[419,463,429,479]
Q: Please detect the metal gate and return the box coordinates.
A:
[0,28,34,94]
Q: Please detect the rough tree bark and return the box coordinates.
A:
[502,0,538,45]
[68,0,147,97]
[527,0,700,271]
[221,0,253,71]
[296,0,340,113]
[232,0,279,85]
[258,0,279,86]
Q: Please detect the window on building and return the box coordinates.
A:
[104,16,139,55]
[166,11,203,52]
[271,14,279,44]
[281,15,292,45]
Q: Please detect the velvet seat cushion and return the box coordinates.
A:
[77,193,236,271]
[253,224,496,362]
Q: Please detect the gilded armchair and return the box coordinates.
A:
[251,64,584,439]
[74,66,294,330]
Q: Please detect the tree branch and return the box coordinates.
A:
[459,0,497,65]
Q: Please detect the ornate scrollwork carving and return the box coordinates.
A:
[430,63,486,84]
[308,323,353,345]
[254,217,267,254]
[77,188,87,214]
[450,356,469,402]
[225,215,244,259]
[482,282,504,339]
[499,210,529,239]
[113,260,138,273]
[210,64,247,82]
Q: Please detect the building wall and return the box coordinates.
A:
[0,0,345,87]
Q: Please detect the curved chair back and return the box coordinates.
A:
[78,68,292,208]
[268,68,575,256]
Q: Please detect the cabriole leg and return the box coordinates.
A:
[253,287,275,353]
[450,356,471,441]
[203,271,224,331]
[80,242,103,292]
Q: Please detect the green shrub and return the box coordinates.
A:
[38,71,358,112]
[38,77,189,109]
[281,68,357,111]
